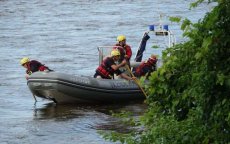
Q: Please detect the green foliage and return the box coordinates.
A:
[190,0,205,8]
[151,45,159,49]
[169,16,181,23]
[102,0,230,143]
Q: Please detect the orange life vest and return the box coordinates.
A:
[135,57,157,77]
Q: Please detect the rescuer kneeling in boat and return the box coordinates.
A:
[94,49,135,80]
[134,54,158,78]
[113,35,132,75]
[20,57,52,79]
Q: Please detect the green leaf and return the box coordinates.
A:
[190,0,204,8]
[194,52,202,60]
[169,16,181,23]
[151,45,159,49]
[202,37,212,51]
[181,19,191,31]
[216,73,225,85]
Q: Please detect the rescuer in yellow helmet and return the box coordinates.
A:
[114,35,132,65]
[94,49,135,80]
[113,35,133,74]
[20,57,52,79]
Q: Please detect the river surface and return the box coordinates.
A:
[0,0,213,144]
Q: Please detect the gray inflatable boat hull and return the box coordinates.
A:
[27,72,145,103]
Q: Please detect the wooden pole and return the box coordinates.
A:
[125,65,148,98]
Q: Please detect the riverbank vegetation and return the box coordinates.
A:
[102,0,230,143]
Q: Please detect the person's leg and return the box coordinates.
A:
[94,72,102,79]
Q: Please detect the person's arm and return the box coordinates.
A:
[124,45,132,60]
[111,60,126,70]
[120,73,136,81]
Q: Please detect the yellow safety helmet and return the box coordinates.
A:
[20,57,30,65]
[111,49,120,57]
[117,35,126,42]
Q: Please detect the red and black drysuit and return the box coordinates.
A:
[26,60,52,75]
[94,57,122,79]
[134,57,157,78]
